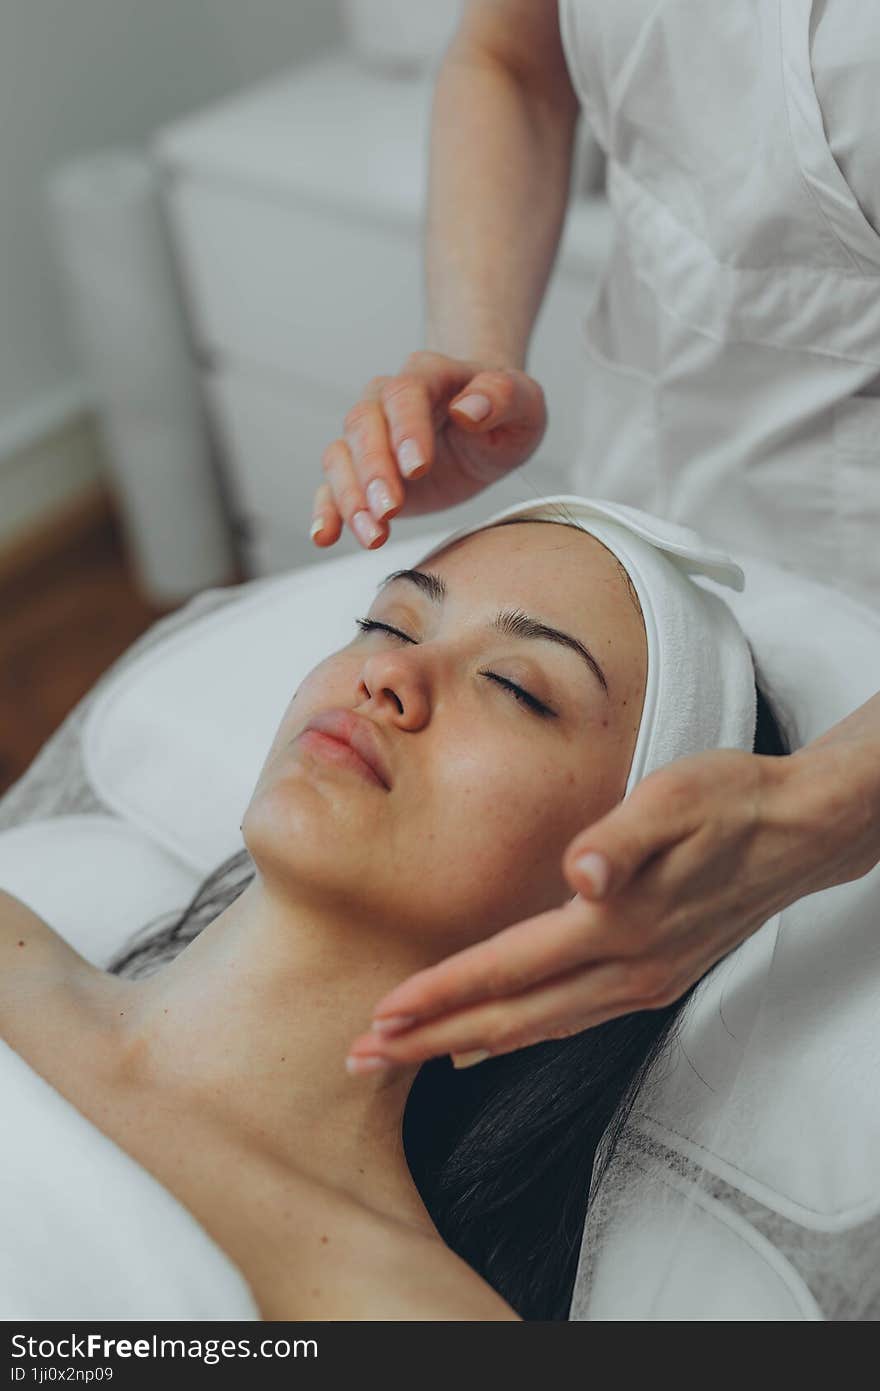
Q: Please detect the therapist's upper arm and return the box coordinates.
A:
[455,0,581,118]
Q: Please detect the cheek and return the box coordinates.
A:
[255,660,345,774]
[426,732,600,909]
[442,722,618,832]
[242,653,375,855]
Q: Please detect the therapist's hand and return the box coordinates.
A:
[310,350,547,550]
[345,743,875,1072]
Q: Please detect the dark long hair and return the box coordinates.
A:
[106,574,791,1321]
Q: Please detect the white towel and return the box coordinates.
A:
[417,494,757,796]
[0,1038,259,1319]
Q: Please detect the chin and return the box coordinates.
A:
[243,782,318,864]
[241,783,371,901]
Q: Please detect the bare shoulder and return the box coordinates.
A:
[0,888,94,982]
[261,1166,522,1321]
[226,1138,520,1323]
[0,889,110,1047]
[390,1235,522,1321]
[348,1214,523,1322]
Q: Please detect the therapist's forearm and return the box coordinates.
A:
[424,41,579,370]
[784,688,880,891]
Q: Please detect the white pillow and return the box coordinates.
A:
[0,815,200,967]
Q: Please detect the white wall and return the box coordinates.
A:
[0,0,341,538]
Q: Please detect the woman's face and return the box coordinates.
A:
[243,521,647,950]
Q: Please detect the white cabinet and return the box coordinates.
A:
[156,53,612,576]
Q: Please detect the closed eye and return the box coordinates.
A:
[355,617,414,644]
[353,617,556,718]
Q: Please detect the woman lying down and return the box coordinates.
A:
[0,496,789,1321]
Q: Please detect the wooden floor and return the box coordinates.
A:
[0,499,173,796]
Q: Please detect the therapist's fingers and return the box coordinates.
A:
[346,953,689,1072]
[344,382,412,529]
[309,481,343,547]
[327,364,442,549]
[368,775,698,1027]
[368,895,629,1033]
[371,372,435,485]
[447,367,543,437]
[315,435,389,550]
[562,752,742,900]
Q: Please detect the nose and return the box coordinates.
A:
[357,646,431,729]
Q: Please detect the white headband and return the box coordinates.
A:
[416,494,757,797]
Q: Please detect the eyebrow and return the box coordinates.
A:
[376,568,609,698]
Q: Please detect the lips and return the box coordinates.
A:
[301,709,392,790]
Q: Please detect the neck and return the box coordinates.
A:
[111,875,438,1235]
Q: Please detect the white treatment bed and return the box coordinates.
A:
[1,519,878,1320]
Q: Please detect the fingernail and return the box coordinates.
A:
[352,509,382,547]
[366,478,395,520]
[310,516,324,539]
[452,394,491,422]
[451,1049,491,1069]
[397,438,425,478]
[574,851,610,897]
[371,1014,416,1035]
[345,1054,392,1075]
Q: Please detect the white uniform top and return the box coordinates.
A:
[812,0,880,247]
[558,0,880,610]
